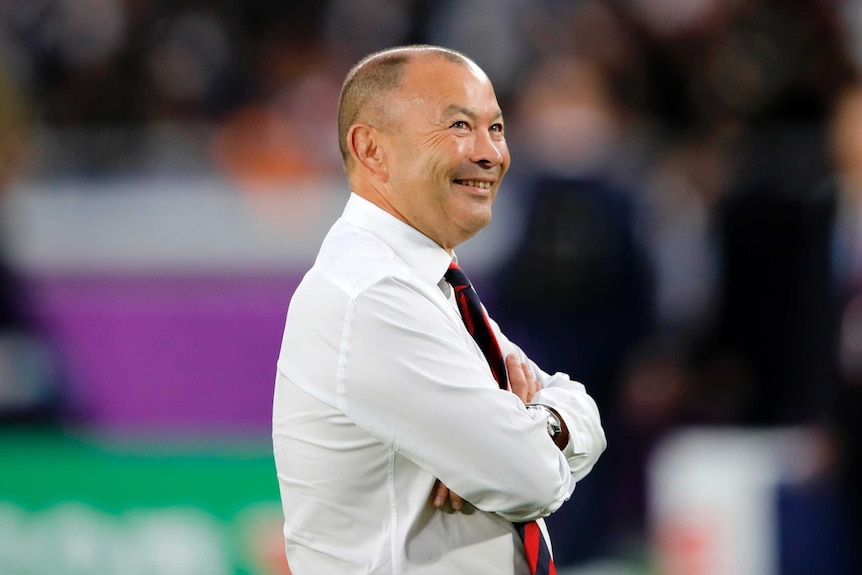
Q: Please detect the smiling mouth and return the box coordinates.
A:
[454,179,492,189]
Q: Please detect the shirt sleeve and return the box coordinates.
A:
[338,276,604,522]
[489,315,607,483]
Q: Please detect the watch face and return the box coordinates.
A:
[529,404,561,438]
[547,415,562,438]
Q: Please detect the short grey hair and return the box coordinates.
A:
[336,45,475,168]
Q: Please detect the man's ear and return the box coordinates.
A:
[348,124,388,181]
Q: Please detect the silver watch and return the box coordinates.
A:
[526,404,562,440]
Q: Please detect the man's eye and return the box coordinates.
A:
[491,123,504,134]
[451,121,469,129]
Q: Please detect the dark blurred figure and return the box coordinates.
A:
[700,0,854,427]
[824,82,862,573]
[497,54,652,409]
[700,1,860,571]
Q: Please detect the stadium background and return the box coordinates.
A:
[1,1,861,573]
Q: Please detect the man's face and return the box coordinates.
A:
[381,57,510,251]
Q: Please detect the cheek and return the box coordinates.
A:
[413,152,455,188]
[450,138,475,161]
[424,132,471,163]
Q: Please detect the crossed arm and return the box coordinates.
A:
[431,353,571,510]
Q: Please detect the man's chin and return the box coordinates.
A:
[461,211,493,238]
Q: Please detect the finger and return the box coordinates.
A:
[508,354,538,403]
[448,491,464,510]
[506,354,529,403]
[432,480,449,508]
[522,360,539,399]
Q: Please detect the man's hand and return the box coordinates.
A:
[507,353,569,448]
[431,479,464,510]
[506,354,539,404]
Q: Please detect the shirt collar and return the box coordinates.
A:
[341,193,455,286]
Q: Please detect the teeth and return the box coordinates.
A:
[459,180,491,189]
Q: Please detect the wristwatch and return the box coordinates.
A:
[526,404,562,440]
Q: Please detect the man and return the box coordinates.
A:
[273,45,606,574]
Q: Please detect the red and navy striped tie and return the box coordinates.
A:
[444,261,557,575]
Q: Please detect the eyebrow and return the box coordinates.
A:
[442,104,504,123]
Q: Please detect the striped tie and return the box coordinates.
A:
[444,261,557,575]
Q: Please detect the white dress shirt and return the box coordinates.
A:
[273,193,606,574]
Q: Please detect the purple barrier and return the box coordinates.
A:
[26,273,304,431]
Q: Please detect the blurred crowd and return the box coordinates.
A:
[1,0,862,570]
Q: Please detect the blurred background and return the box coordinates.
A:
[0,0,861,573]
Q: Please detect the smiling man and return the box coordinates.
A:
[272,45,606,575]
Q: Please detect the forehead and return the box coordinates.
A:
[400,56,501,118]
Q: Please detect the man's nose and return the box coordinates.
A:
[470,130,505,167]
